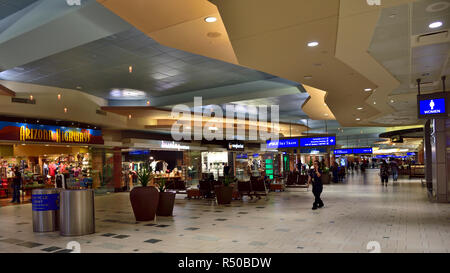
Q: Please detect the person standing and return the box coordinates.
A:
[380,160,389,186]
[223,163,231,177]
[308,160,324,210]
[10,167,21,204]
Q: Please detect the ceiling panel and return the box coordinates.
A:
[0,27,281,100]
[0,0,39,20]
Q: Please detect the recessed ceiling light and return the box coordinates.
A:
[76,86,82,90]
[390,99,395,103]
[373,101,377,105]
[304,75,313,80]
[324,113,329,116]
[426,2,450,13]
[429,21,443,29]
[129,66,133,73]
[364,88,372,92]
[357,107,363,110]
[57,94,61,100]
[356,118,361,121]
[205,17,217,23]
[307,41,319,47]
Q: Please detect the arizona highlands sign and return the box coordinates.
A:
[0,121,103,145]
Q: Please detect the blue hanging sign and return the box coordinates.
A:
[266,139,299,149]
[300,136,336,147]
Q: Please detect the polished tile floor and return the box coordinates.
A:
[0,170,449,253]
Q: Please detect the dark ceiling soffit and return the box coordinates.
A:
[379,128,424,138]
[0,84,15,96]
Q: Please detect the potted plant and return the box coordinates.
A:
[215,175,234,205]
[321,166,331,184]
[129,167,159,221]
[156,177,176,216]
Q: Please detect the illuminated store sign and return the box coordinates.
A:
[160,141,190,150]
[227,142,244,151]
[0,121,103,144]
[300,136,335,147]
[266,139,298,149]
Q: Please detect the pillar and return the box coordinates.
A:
[430,119,449,203]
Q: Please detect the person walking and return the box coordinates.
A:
[10,167,21,204]
[308,160,324,210]
[380,160,389,186]
[390,160,399,182]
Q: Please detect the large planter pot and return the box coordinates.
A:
[130,186,159,221]
[321,173,331,184]
[157,192,176,216]
[215,186,233,205]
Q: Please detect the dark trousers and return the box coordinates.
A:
[381,176,388,183]
[312,183,323,208]
[11,183,20,203]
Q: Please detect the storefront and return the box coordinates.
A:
[0,118,105,202]
[118,139,206,190]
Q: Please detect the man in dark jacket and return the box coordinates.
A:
[308,160,324,210]
[10,167,21,204]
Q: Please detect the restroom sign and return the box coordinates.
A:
[417,92,448,119]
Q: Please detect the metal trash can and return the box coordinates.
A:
[59,189,95,236]
[32,188,60,232]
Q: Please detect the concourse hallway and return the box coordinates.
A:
[0,170,448,253]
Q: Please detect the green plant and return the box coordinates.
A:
[157,177,167,192]
[137,167,153,187]
[223,175,234,187]
[308,158,313,168]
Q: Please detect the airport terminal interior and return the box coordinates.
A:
[0,0,449,253]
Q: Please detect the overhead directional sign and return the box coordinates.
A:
[300,136,336,147]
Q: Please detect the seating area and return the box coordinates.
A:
[285,172,309,190]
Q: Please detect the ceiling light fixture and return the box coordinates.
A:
[128,114,132,120]
[304,75,313,80]
[364,88,372,92]
[429,21,443,29]
[129,66,133,73]
[205,17,217,23]
[357,107,363,110]
[324,113,329,116]
[356,118,361,121]
[307,41,319,47]
[146,100,150,105]
[373,101,377,105]
[57,94,61,100]
[390,99,395,103]
[29,94,34,101]
[64,107,68,113]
